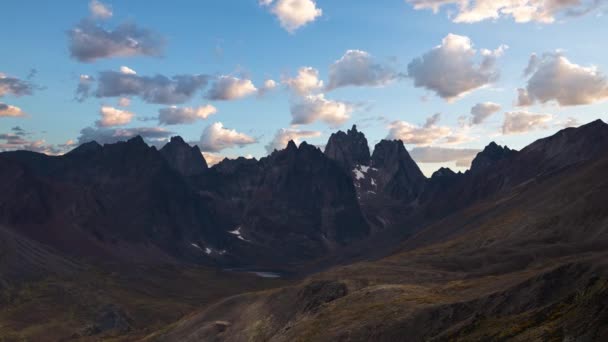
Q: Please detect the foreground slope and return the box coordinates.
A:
[158,124,608,341]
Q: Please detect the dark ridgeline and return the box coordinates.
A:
[3,119,608,341]
[1,119,607,270]
[159,136,208,176]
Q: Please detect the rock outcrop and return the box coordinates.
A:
[160,136,207,176]
[324,125,371,172]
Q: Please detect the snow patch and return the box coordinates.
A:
[229,226,250,242]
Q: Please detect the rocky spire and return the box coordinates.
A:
[160,136,208,176]
[324,124,371,171]
[470,142,514,175]
[371,139,426,202]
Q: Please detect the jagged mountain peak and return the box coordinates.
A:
[160,136,207,176]
[371,139,426,202]
[470,141,515,174]
[325,124,371,171]
[66,140,102,156]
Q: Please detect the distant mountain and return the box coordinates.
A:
[325,124,371,172]
[3,119,608,341]
[159,136,207,176]
[159,119,608,342]
[2,120,606,271]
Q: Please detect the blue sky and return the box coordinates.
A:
[1,0,607,175]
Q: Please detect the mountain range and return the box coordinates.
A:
[1,119,607,341]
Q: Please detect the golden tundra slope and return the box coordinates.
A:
[156,154,608,341]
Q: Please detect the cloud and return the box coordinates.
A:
[201,152,226,166]
[68,20,165,62]
[0,136,62,155]
[11,126,27,136]
[258,79,278,96]
[517,52,608,106]
[502,110,553,134]
[0,73,34,97]
[424,112,441,128]
[158,105,217,125]
[89,0,112,19]
[327,50,399,90]
[470,102,501,125]
[407,34,506,100]
[405,0,604,23]
[95,71,209,104]
[260,0,323,33]
[0,103,26,117]
[198,122,257,152]
[206,76,257,100]
[265,128,321,153]
[410,146,481,168]
[96,106,134,127]
[75,74,95,102]
[120,66,137,75]
[0,127,65,155]
[387,119,452,146]
[561,117,580,128]
[77,126,173,145]
[284,67,324,95]
[290,94,351,127]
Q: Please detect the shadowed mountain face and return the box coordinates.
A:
[325,125,371,171]
[2,120,608,341]
[158,120,608,342]
[159,136,207,176]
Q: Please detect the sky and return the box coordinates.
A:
[1,0,607,176]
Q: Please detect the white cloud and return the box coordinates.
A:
[120,66,137,75]
[502,110,553,134]
[89,0,112,19]
[470,102,501,125]
[284,67,324,96]
[327,50,399,90]
[406,0,604,23]
[206,76,257,100]
[410,146,481,168]
[198,122,257,152]
[517,52,608,106]
[265,128,321,153]
[0,103,26,117]
[261,0,323,33]
[158,105,217,125]
[407,34,506,101]
[96,106,134,127]
[202,152,225,166]
[561,117,580,128]
[258,79,278,96]
[387,120,452,146]
[290,94,351,127]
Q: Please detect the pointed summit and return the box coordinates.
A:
[371,140,426,202]
[286,140,298,151]
[324,124,371,172]
[470,142,515,175]
[160,136,207,176]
